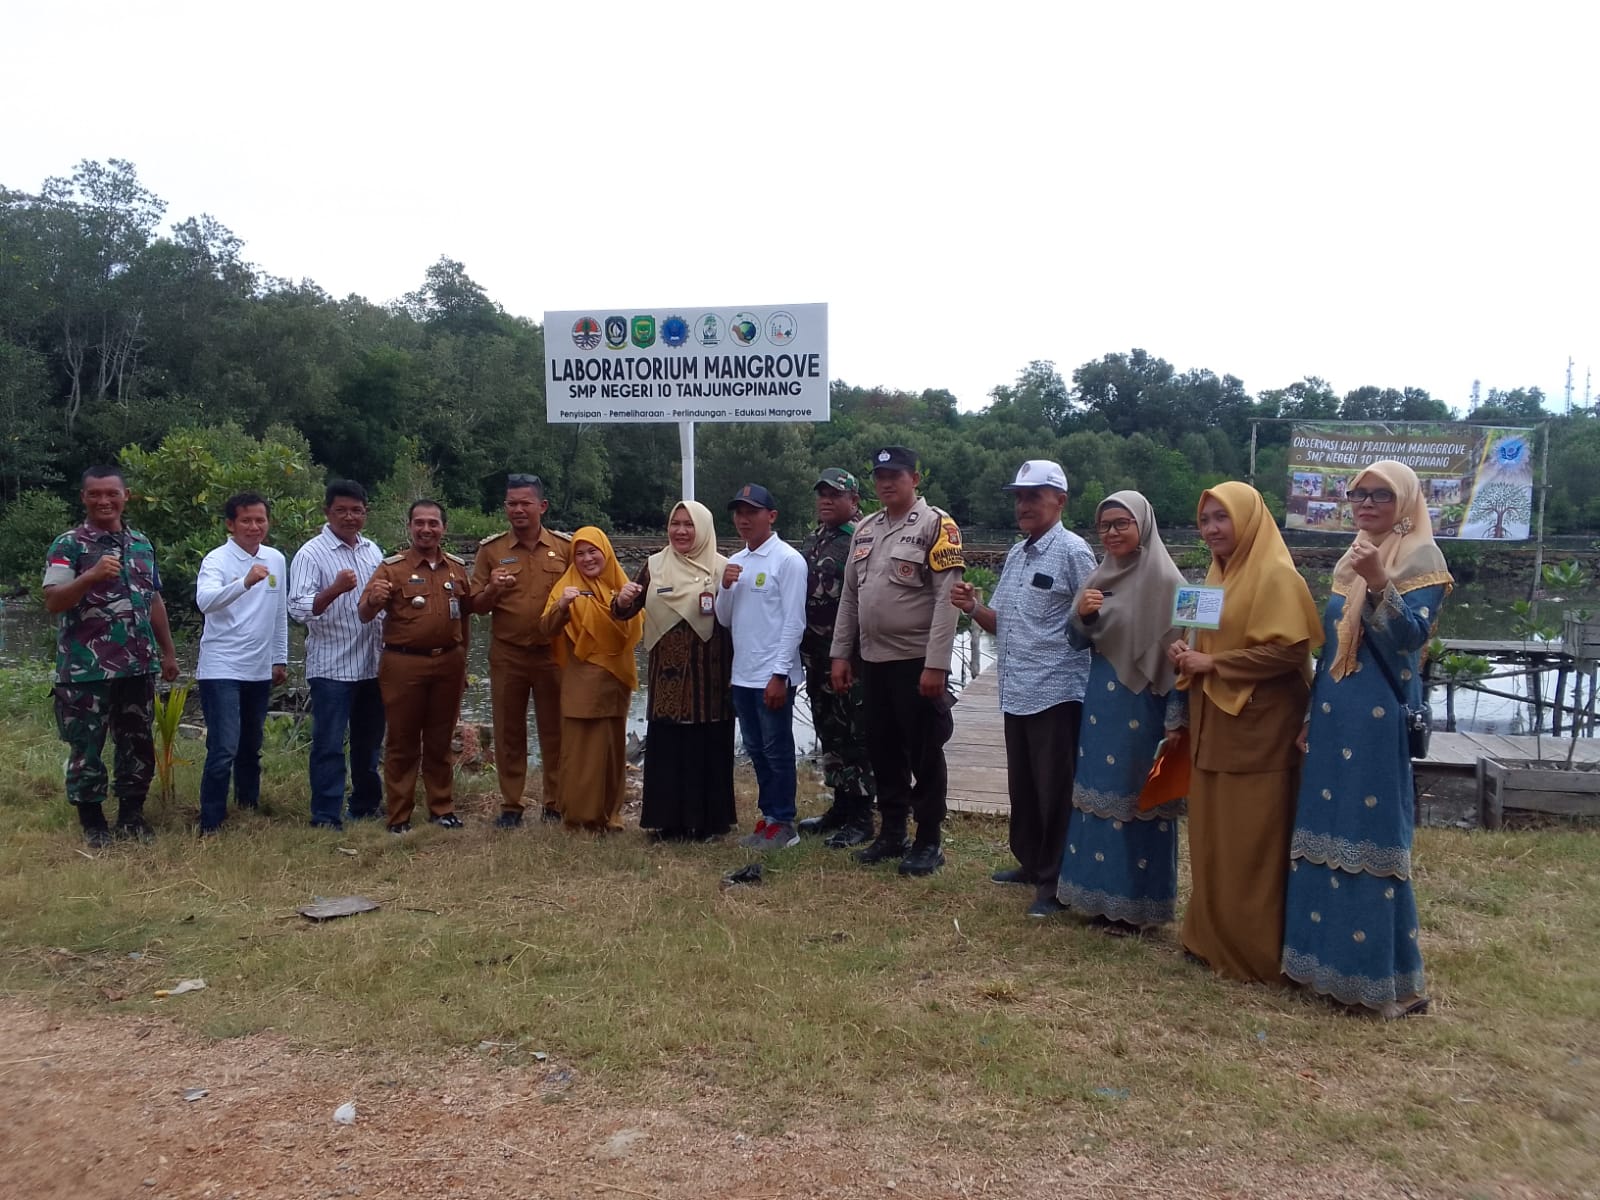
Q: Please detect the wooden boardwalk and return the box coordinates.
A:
[948,672,1009,815]
[946,671,1600,816]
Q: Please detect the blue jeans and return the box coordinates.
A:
[308,677,386,827]
[198,678,272,831]
[731,684,797,824]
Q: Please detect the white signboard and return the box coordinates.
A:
[544,303,828,424]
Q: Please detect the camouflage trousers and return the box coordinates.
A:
[53,677,156,808]
[802,655,875,803]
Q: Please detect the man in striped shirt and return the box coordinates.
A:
[288,481,387,829]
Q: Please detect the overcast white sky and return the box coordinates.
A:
[4,1,1596,414]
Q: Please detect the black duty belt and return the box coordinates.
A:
[383,643,460,657]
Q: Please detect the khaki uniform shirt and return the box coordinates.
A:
[362,548,473,651]
[829,496,964,667]
[471,526,572,647]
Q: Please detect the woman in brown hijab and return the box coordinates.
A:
[1167,482,1323,982]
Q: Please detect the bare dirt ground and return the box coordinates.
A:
[1,1003,1574,1200]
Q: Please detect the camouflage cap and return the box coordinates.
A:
[814,468,861,495]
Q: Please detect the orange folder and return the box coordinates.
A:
[1138,728,1190,811]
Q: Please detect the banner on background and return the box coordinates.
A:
[544,303,828,423]
[1285,423,1536,540]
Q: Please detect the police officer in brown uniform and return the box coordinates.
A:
[470,473,573,828]
[358,499,474,834]
[831,446,964,877]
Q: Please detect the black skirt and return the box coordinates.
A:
[640,718,736,837]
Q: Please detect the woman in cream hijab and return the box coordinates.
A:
[1282,461,1452,1017]
[537,527,644,831]
[1167,482,1323,983]
[612,501,736,840]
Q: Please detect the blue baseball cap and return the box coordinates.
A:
[727,483,778,511]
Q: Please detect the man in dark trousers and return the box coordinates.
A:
[951,460,1096,917]
[796,467,877,847]
[830,446,963,877]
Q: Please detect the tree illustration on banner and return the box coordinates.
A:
[1466,481,1532,538]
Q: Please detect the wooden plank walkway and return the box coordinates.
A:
[1421,731,1600,770]
[948,672,1008,815]
[946,672,1600,815]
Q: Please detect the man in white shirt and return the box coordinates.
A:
[287,481,386,830]
[195,492,289,834]
[715,484,807,851]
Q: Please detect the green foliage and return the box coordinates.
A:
[1510,599,1559,644]
[13,155,1600,551]
[118,422,325,599]
[0,490,72,588]
[152,682,191,806]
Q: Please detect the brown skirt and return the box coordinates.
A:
[557,715,627,831]
[1181,764,1297,983]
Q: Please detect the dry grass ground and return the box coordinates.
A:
[0,685,1596,1199]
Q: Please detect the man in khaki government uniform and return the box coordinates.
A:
[830,445,963,878]
[470,473,572,827]
[359,499,474,834]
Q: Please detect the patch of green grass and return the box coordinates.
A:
[0,706,1597,1192]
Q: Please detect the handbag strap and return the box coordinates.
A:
[1361,625,1412,709]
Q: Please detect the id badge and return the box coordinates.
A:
[699,590,714,616]
[449,598,460,620]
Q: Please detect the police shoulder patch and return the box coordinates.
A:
[383,553,406,564]
[444,551,466,566]
[928,517,964,572]
[479,530,508,546]
[550,529,574,541]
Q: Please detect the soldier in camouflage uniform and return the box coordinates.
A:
[42,466,180,847]
[796,467,878,847]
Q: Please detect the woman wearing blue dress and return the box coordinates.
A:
[1282,460,1452,1017]
[1057,491,1187,931]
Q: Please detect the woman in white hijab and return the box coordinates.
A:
[613,501,735,840]
[1281,460,1452,1017]
[1056,491,1189,931]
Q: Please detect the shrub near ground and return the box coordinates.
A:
[0,669,1596,1194]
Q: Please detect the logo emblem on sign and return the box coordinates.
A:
[730,312,760,346]
[662,314,689,348]
[604,316,627,349]
[696,313,722,346]
[571,317,601,349]
[631,315,657,349]
[766,310,796,346]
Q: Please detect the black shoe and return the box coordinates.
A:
[494,811,523,829]
[78,805,112,848]
[797,808,849,836]
[115,817,156,842]
[990,867,1029,885]
[540,807,562,824]
[854,835,911,865]
[824,821,874,849]
[898,843,945,877]
[387,823,410,836]
[428,814,464,830]
[347,809,382,822]
[1027,896,1068,918]
[309,819,345,832]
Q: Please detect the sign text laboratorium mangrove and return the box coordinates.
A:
[544,303,828,423]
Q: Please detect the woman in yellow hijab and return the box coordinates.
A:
[537,526,644,831]
[1167,482,1323,983]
